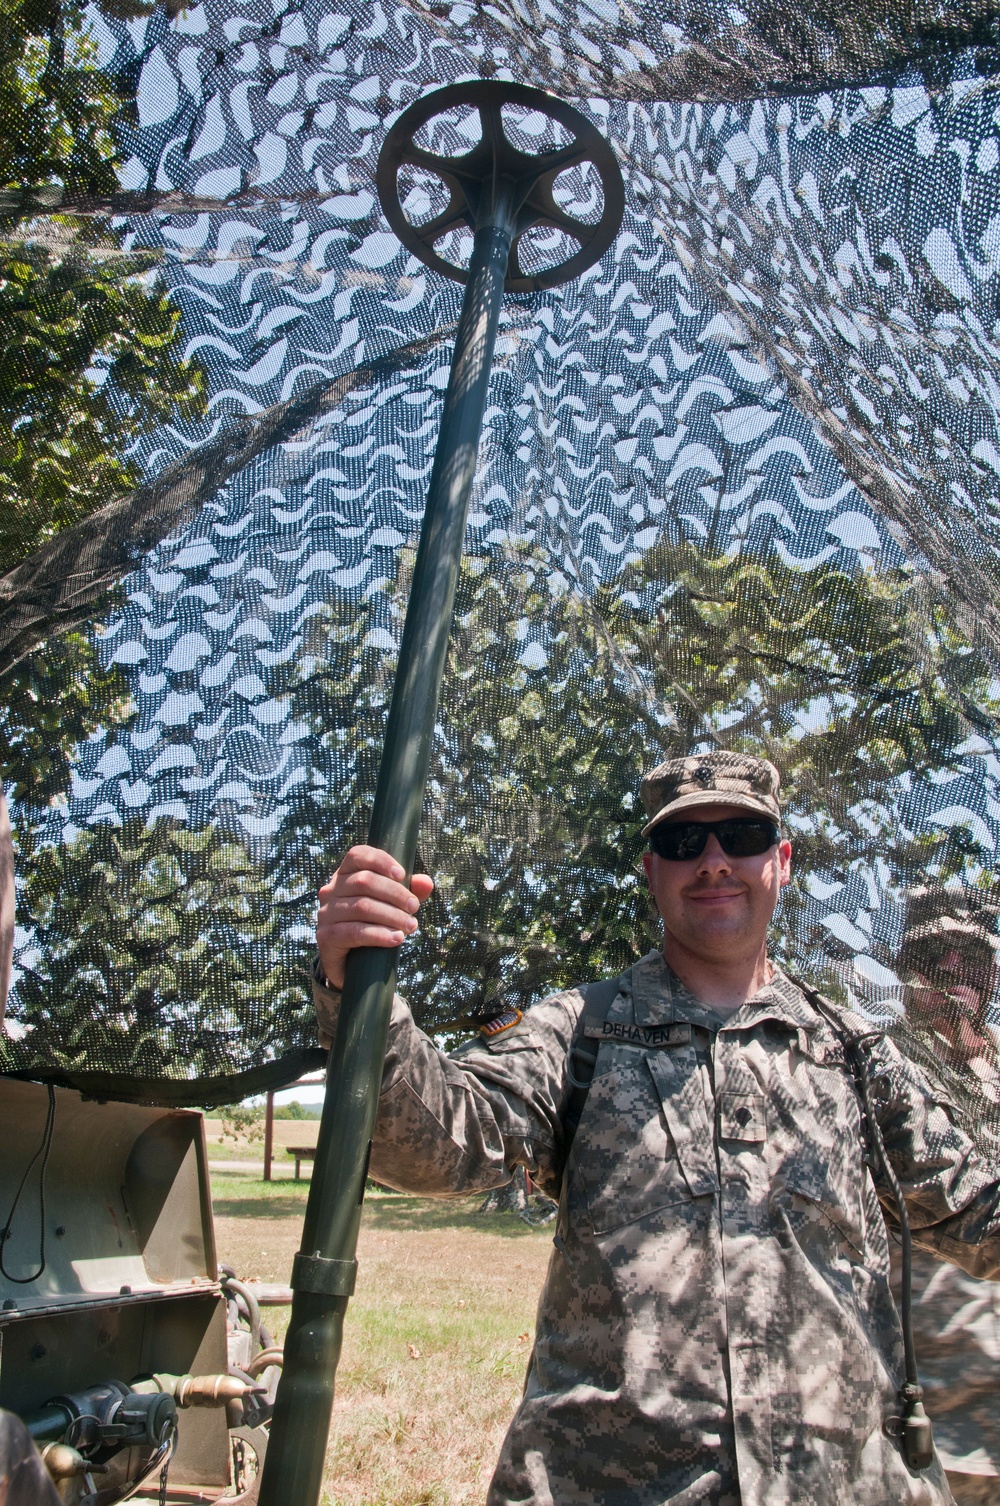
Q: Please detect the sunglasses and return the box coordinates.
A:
[649,817,781,862]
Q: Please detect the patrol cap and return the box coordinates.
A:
[900,887,1000,969]
[640,750,781,836]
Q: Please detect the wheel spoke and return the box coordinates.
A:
[399,142,462,176]
[524,186,592,243]
[530,140,590,176]
[478,97,506,153]
[412,192,470,248]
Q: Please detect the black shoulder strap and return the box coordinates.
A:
[561,975,623,1155]
[783,975,932,1468]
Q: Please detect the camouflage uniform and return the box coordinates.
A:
[315,949,1000,1505]
[890,1248,1000,1505]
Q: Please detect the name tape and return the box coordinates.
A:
[583,1018,692,1048]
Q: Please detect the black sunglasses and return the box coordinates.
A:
[649,817,781,862]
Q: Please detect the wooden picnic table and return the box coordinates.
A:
[287,1145,316,1180]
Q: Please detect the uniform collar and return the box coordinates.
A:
[630,950,821,1034]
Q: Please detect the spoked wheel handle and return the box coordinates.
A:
[259,80,625,1506]
[376,81,625,293]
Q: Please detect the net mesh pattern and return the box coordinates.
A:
[1,0,1000,1129]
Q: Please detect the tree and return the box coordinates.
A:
[0,0,124,200]
[9,535,998,1098]
[4,816,320,1095]
[0,232,205,576]
[220,1102,265,1144]
[0,0,210,815]
[0,626,131,808]
[272,537,1000,1040]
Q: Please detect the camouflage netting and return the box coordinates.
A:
[2,0,1000,1124]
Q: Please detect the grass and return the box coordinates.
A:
[211,1170,552,1505]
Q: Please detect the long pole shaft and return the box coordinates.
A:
[258,204,516,1506]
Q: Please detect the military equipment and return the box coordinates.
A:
[259,80,624,1506]
[0,1079,281,1501]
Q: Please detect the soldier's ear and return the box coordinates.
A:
[777,839,792,888]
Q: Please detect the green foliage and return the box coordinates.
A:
[5,817,315,1080]
[220,1102,265,1144]
[0,630,132,806]
[0,232,205,573]
[0,0,205,576]
[0,0,123,197]
[273,1099,320,1120]
[272,539,1000,1039]
[0,1,206,822]
[10,538,1000,1085]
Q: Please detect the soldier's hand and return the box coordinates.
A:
[316,846,434,990]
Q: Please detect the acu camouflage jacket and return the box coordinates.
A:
[314,949,1000,1506]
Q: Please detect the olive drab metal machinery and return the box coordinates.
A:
[258,82,625,1506]
[0,1078,284,1502]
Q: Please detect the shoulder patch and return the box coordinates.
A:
[479,1008,523,1040]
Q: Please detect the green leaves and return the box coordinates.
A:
[272,539,1000,1041]
[9,817,316,1082]
[0,0,125,200]
[0,2,206,823]
[0,234,205,576]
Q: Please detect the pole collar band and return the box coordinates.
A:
[291,1253,358,1297]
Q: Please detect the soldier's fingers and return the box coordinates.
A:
[316,922,408,990]
[335,845,407,882]
[319,894,419,935]
[328,915,406,939]
[320,859,431,915]
[322,870,420,918]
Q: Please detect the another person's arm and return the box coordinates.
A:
[872,1034,1000,1278]
[313,846,579,1199]
[0,789,13,1027]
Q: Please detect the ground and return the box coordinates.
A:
[211,1168,552,1505]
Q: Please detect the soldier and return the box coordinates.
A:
[0,789,12,1025]
[892,895,1000,1506]
[0,804,62,1506]
[315,751,1000,1506]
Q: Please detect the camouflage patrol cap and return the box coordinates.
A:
[901,887,1000,960]
[640,750,781,836]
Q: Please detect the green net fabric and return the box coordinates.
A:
[2,0,1000,1127]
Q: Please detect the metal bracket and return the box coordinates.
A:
[290,1253,357,1298]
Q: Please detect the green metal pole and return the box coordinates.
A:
[257,188,518,1506]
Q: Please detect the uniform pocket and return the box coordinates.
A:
[646,1048,719,1198]
[571,1046,717,1234]
[772,1056,868,1259]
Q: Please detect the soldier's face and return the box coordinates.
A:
[642,803,792,963]
[909,947,995,1030]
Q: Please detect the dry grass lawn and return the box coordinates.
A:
[211,1171,552,1505]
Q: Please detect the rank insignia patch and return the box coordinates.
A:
[479,1008,523,1040]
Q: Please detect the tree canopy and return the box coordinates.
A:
[0,0,208,813]
[6,533,999,1091]
[11,816,319,1091]
[270,537,1000,1040]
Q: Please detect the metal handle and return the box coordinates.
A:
[259,83,624,1506]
